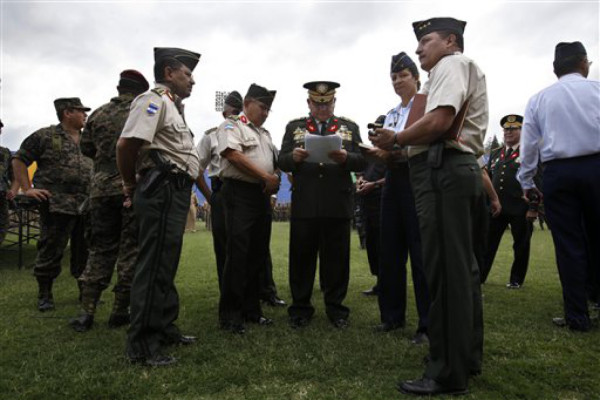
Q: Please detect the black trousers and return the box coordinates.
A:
[543,154,600,331]
[377,165,429,331]
[212,183,278,299]
[219,179,270,324]
[288,217,350,321]
[362,195,381,278]
[127,177,191,359]
[481,213,533,285]
[259,215,278,300]
[210,188,227,289]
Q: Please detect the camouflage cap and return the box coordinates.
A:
[303,81,340,103]
[53,97,91,113]
[245,83,276,109]
[154,47,201,72]
[412,17,466,41]
[119,69,149,92]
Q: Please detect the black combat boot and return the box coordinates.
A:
[69,284,100,332]
[108,290,130,329]
[37,279,55,312]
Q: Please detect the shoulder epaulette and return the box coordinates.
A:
[288,116,307,124]
[338,116,357,125]
[204,127,218,135]
[151,87,167,97]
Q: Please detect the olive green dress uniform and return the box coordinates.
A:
[481,132,541,286]
[406,18,487,390]
[121,82,200,360]
[217,107,278,327]
[77,88,145,323]
[14,122,92,283]
[279,113,366,322]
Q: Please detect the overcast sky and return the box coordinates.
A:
[1,0,598,152]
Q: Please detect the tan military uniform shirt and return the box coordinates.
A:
[408,52,488,158]
[120,83,200,179]
[197,127,221,178]
[217,114,277,184]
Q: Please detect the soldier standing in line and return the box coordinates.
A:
[373,17,488,395]
[12,98,92,311]
[197,91,286,306]
[69,70,149,332]
[279,81,366,329]
[480,114,541,288]
[117,47,201,366]
[216,84,280,334]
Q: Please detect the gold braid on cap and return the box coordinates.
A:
[308,88,335,103]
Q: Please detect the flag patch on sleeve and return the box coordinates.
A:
[146,102,159,115]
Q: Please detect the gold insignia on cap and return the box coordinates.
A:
[419,21,431,30]
[316,83,329,94]
[508,115,516,123]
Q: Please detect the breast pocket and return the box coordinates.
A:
[171,122,193,150]
[241,135,259,149]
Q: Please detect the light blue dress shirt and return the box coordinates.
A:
[384,97,414,133]
[383,97,414,162]
[517,73,600,189]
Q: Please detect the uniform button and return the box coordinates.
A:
[503,165,506,168]
[500,179,504,182]
[500,186,503,190]
[319,174,323,178]
[319,163,324,167]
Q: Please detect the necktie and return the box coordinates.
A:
[505,147,513,158]
[320,123,326,135]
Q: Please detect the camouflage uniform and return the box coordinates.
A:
[14,124,92,281]
[76,93,139,323]
[0,145,11,245]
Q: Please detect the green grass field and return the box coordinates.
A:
[0,223,598,400]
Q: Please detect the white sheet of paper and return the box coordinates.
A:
[304,133,342,164]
